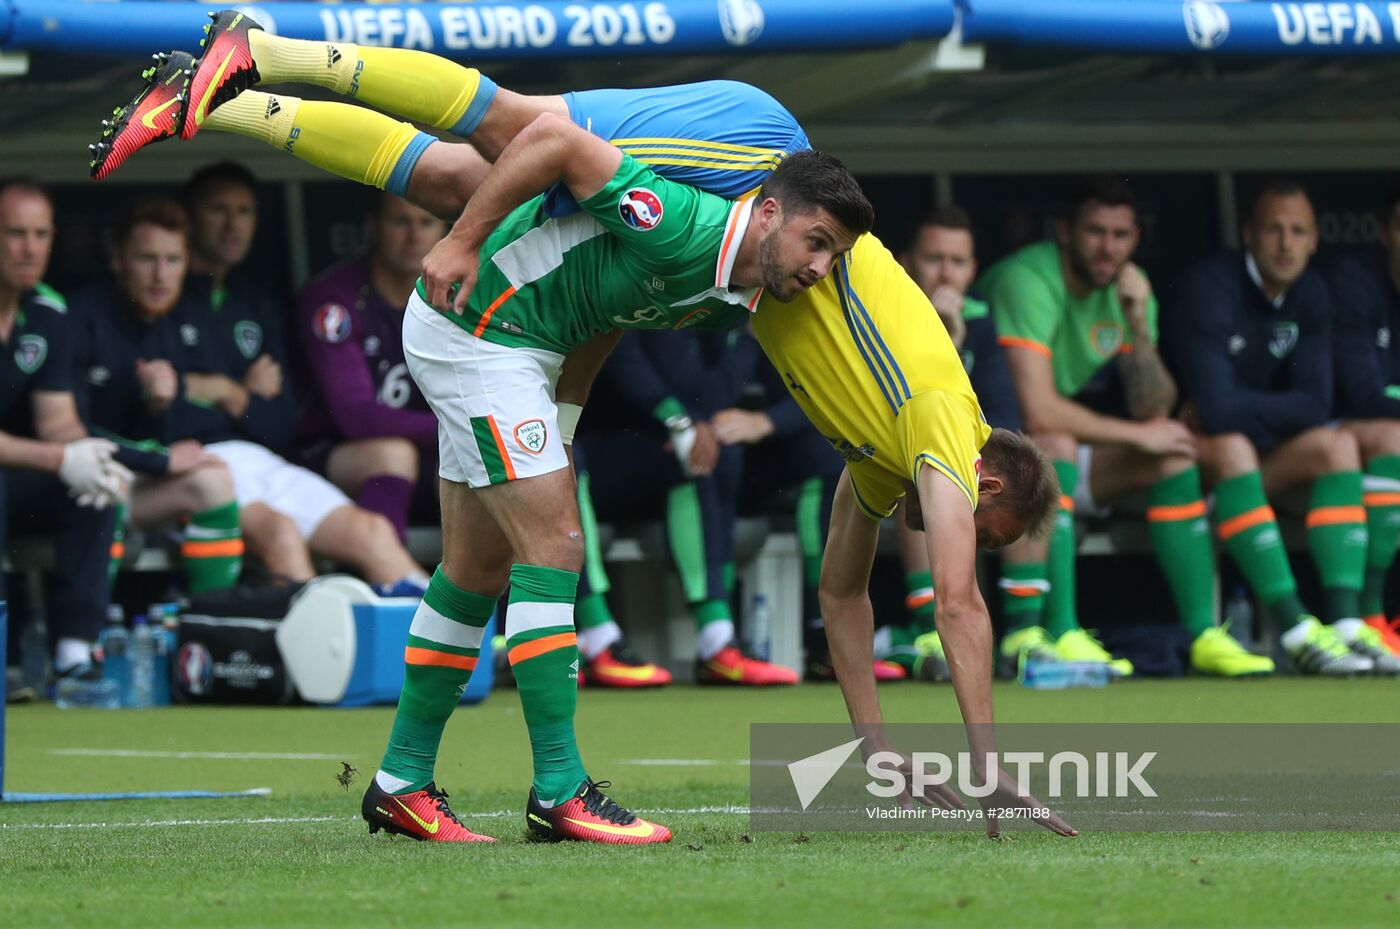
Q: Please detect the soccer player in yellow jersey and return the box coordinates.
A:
[93,13,1074,836]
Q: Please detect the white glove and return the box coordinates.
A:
[58,439,131,504]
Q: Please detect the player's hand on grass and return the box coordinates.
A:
[974,761,1078,839]
[1131,417,1196,458]
[421,232,480,316]
[712,409,774,446]
[243,354,283,400]
[865,742,967,813]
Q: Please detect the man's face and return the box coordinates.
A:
[370,196,447,278]
[1061,202,1139,290]
[1243,192,1317,291]
[190,181,257,267]
[973,503,1030,551]
[902,225,976,296]
[0,189,54,293]
[113,224,187,319]
[756,202,857,302]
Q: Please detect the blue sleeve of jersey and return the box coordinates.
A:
[964,314,1023,433]
[1328,255,1400,419]
[1174,263,1329,450]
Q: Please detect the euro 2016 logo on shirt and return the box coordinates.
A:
[14,334,47,374]
[514,419,548,456]
[619,188,664,232]
[313,303,352,344]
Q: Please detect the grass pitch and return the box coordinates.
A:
[3,680,1399,929]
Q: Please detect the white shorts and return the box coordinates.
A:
[205,440,350,538]
[402,291,568,488]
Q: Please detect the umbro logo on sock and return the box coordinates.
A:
[569,659,580,679]
[327,46,343,66]
[264,98,281,118]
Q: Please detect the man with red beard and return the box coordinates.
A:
[68,198,246,597]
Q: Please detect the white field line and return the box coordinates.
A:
[47,749,348,761]
[0,805,751,832]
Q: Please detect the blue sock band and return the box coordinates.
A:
[385,131,437,197]
[448,74,498,139]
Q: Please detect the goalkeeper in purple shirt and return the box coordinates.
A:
[295,194,446,539]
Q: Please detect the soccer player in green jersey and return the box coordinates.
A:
[379,119,872,843]
[982,177,1273,679]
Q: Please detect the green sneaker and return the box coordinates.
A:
[912,631,950,682]
[1190,626,1274,677]
[1054,628,1134,679]
[1287,617,1374,676]
[998,626,1059,679]
[1342,624,1400,676]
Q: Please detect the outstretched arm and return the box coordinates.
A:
[422,113,624,313]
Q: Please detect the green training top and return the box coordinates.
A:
[978,240,1158,397]
[416,153,760,354]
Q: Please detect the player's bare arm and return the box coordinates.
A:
[423,113,624,314]
[1005,344,1194,457]
[916,464,1077,837]
[818,470,883,730]
[1114,263,1177,420]
[31,390,89,444]
[556,329,624,412]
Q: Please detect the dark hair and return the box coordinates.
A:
[1380,186,1400,226]
[1248,177,1310,225]
[1068,175,1135,223]
[757,150,874,236]
[183,161,258,206]
[980,428,1058,539]
[115,198,188,248]
[0,176,52,207]
[919,204,972,234]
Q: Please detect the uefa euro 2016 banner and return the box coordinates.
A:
[6,1,1400,58]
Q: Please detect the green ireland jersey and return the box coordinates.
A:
[978,241,1158,397]
[417,153,760,354]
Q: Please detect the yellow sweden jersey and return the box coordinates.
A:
[751,234,991,519]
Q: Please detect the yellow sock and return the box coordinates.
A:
[247,31,358,93]
[247,34,492,135]
[353,46,492,134]
[204,92,425,191]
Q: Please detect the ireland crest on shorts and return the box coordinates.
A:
[514,419,547,455]
[234,320,263,359]
[14,334,47,373]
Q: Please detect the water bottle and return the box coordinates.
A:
[19,609,48,692]
[54,671,121,709]
[749,593,772,661]
[148,603,173,706]
[100,606,130,703]
[1021,658,1110,690]
[128,615,155,709]
[1223,586,1255,651]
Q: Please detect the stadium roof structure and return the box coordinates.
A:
[2,1,1398,180]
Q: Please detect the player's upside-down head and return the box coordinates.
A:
[971,429,1059,551]
[750,150,874,302]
